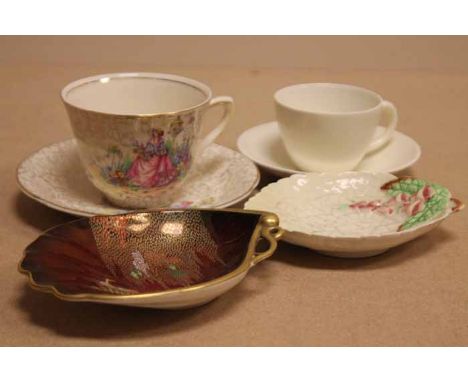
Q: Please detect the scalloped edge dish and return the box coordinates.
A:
[245,172,463,258]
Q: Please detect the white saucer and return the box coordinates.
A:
[237,121,421,176]
[17,140,260,217]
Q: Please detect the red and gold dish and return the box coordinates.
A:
[19,209,282,309]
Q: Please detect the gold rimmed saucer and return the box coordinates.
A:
[17,139,260,216]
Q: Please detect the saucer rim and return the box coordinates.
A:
[17,139,260,217]
[237,121,422,175]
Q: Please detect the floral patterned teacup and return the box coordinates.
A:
[62,72,233,208]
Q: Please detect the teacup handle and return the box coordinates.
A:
[198,96,234,154]
[366,100,398,153]
[252,218,284,266]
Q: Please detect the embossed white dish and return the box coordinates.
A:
[245,172,463,258]
[237,121,421,177]
[17,139,259,217]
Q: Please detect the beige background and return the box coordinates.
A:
[0,36,467,346]
[3,36,468,70]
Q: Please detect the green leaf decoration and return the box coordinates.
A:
[168,264,185,278]
[386,178,426,197]
[380,177,452,231]
[399,183,451,231]
[130,269,142,279]
[122,156,133,172]
[165,140,174,155]
[127,182,140,191]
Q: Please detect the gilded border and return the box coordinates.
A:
[18,208,281,303]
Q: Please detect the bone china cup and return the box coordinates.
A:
[275,83,398,172]
[62,73,234,209]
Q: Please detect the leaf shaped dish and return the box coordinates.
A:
[19,209,282,309]
[245,172,463,258]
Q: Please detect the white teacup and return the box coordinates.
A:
[275,83,398,172]
[62,72,233,208]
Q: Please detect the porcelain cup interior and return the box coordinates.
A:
[63,74,210,115]
[19,209,282,300]
[62,73,234,209]
[275,83,397,172]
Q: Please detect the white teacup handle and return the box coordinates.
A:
[197,96,234,154]
[366,100,398,153]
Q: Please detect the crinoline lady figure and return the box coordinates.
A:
[127,129,178,188]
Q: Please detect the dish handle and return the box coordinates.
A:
[451,198,464,213]
[252,214,284,266]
